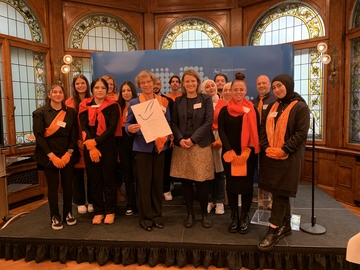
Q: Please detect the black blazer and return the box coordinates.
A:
[172,93,214,147]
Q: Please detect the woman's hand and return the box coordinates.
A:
[128,124,141,133]
[180,138,193,148]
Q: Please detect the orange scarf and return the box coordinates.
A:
[79,96,122,137]
[227,98,260,154]
[266,100,298,148]
[44,110,66,138]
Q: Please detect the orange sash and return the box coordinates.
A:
[266,100,298,148]
[44,110,66,138]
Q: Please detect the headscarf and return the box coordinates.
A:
[201,79,219,106]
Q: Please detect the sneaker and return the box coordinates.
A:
[104,213,115,224]
[125,209,134,216]
[163,191,173,201]
[65,213,77,226]
[51,217,63,230]
[207,202,215,213]
[77,205,87,214]
[215,203,225,215]
[87,204,94,213]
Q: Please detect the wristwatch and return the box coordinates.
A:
[67,149,74,154]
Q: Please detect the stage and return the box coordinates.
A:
[0,183,359,270]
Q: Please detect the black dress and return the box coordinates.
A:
[218,106,258,195]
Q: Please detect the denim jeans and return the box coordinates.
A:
[207,171,225,203]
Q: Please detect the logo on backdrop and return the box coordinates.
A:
[91,45,294,99]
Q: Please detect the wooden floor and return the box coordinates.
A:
[1,197,359,270]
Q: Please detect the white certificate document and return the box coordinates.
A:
[131,98,172,143]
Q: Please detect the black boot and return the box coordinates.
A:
[202,213,212,228]
[278,216,292,238]
[239,213,249,234]
[257,226,280,251]
[184,213,195,228]
[229,211,239,233]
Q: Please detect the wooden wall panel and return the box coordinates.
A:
[64,0,146,12]
[151,0,235,13]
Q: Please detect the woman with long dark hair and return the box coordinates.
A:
[117,81,138,215]
[33,83,80,230]
[66,74,93,214]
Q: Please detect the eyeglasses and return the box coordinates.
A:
[140,80,153,85]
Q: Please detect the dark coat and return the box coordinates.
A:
[172,93,214,147]
[258,94,310,197]
[33,103,79,169]
[218,104,259,195]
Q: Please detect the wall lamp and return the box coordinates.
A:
[56,54,73,84]
[317,42,338,86]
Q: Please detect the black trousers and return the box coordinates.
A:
[135,151,164,227]
[269,194,291,226]
[118,131,137,210]
[72,168,92,205]
[44,164,74,222]
[84,144,117,215]
[163,147,173,193]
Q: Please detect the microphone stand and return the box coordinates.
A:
[300,116,326,234]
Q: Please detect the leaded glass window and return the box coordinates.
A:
[0,0,46,145]
[349,2,360,144]
[160,18,224,50]
[67,14,139,92]
[249,3,325,140]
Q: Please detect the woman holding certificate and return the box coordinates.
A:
[126,70,171,232]
[170,69,215,229]
[218,72,260,234]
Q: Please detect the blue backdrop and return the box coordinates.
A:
[91,45,294,100]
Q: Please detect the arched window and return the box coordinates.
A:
[160,18,224,50]
[348,1,360,145]
[67,14,139,85]
[158,18,224,93]
[249,3,325,140]
[0,0,46,145]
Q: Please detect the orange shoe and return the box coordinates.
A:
[92,215,104,224]
[104,213,115,224]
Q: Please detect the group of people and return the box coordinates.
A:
[32,68,310,252]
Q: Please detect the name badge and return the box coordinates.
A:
[91,104,100,108]
[57,121,66,128]
[263,104,269,110]
[269,112,278,117]
[243,106,250,113]
[194,103,202,109]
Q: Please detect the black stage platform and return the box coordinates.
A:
[0,183,360,270]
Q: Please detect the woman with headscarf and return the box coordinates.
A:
[201,79,227,215]
[218,72,260,234]
[257,74,310,251]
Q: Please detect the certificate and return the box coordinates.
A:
[131,98,172,143]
